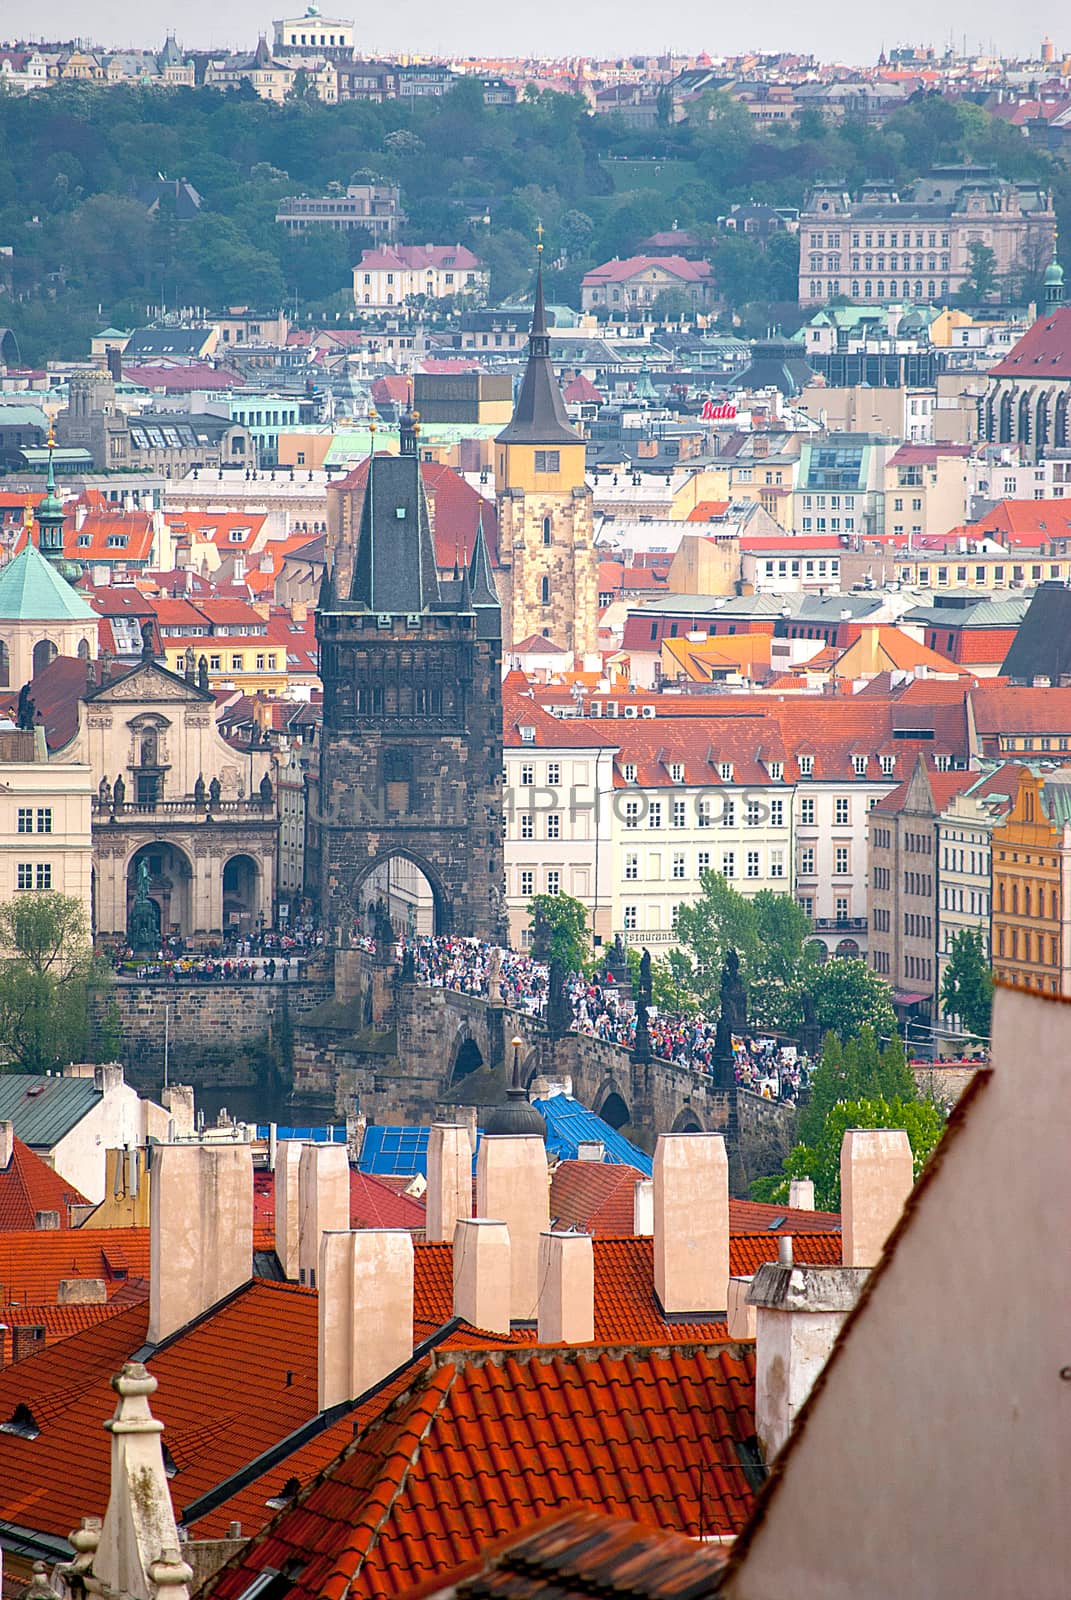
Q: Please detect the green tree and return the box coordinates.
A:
[798,1025,914,1146]
[625,946,700,1016]
[672,872,818,1031]
[765,1096,944,1210]
[0,893,94,1073]
[959,240,998,303]
[528,893,589,973]
[808,956,897,1044]
[558,208,595,261]
[940,927,993,1040]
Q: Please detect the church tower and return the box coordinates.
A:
[495,244,598,659]
[316,405,506,940]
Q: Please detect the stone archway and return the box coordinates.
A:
[354,850,450,938]
[450,1035,485,1085]
[127,841,193,942]
[223,853,260,935]
[597,1088,631,1131]
[671,1106,704,1133]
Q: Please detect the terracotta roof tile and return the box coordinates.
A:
[206,1342,757,1600]
[0,1139,88,1231]
[0,1226,150,1304]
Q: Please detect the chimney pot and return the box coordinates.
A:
[633,1177,653,1235]
[476,1135,549,1322]
[653,1133,729,1317]
[426,1124,472,1243]
[298,1142,350,1286]
[778,1234,794,1267]
[274,1140,304,1281]
[727,1275,756,1340]
[788,1177,815,1211]
[0,1121,13,1170]
[537,1231,594,1345]
[452,1217,511,1335]
[317,1230,413,1411]
[840,1128,913,1268]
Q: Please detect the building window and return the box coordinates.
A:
[16,863,32,890]
[770,848,785,878]
[542,517,552,545]
[623,905,637,931]
[799,754,813,777]
[672,852,686,879]
[770,798,784,827]
[834,845,849,874]
[721,851,735,878]
[17,808,32,834]
[835,797,849,826]
[546,763,560,786]
[231,655,242,671]
[721,799,735,828]
[545,870,560,895]
[534,450,560,473]
[746,850,760,878]
[746,799,762,828]
[520,763,534,786]
[800,796,815,826]
[625,853,639,881]
[647,801,662,829]
[623,800,640,829]
[672,799,686,828]
[546,813,560,840]
[520,870,534,897]
[800,846,815,876]
[520,812,534,839]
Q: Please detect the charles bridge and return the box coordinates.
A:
[92,946,798,1184]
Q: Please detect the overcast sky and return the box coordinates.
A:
[3,1,1060,65]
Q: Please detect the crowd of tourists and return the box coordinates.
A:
[404,935,807,1102]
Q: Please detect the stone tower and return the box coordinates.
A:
[494,255,598,660]
[317,406,506,940]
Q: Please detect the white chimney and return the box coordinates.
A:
[633,1178,653,1235]
[317,1230,413,1411]
[452,1217,511,1336]
[161,1085,194,1140]
[149,1143,253,1344]
[426,1124,472,1243]
[653,1133,729,1317]
[298,1142,350,1287]
[747,1256,867,1462]
[727,1276,756,1340]
[537,1231,594,1345]
[840,1129,913,1268]
[475,1136,549,1322]
[0,1122,12,1169]
[274,1140,304,1281]
[788,1178,815,1211]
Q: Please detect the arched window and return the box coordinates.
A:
[542,517,552,546]
[540,576,550,605]
[999,390,1013,444]
[0,641,8,688]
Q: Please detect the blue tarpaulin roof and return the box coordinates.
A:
[257,1124,346,1143]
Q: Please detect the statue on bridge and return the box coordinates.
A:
[710,947,747,1090]
[546,955,570,1039]
[374,900,394,956]
[399,945,416,984]
[606,933,629,986]
[487,945,502,1005]
[638,947,653,1005]
[531,902,551,964]
[630,995,652,1064]
[208,776,221,810]
[112,774,125,811]
[128,859,158,953]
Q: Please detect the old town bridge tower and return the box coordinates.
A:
[316,406,506,940]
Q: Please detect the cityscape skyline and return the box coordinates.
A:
[0,5,1062,64]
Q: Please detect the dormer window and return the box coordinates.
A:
[880,754,895,776]
[852,754,867,776]
[623,762,637,783]
[768,760,783,781]
[519,725,535,747]
[799,754,814,777]
[718,762,733,782]
[669,762,684,783]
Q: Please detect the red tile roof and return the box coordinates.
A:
[206,1342,757,1600]
[582,255,713,286]
[0,1226,150,1304]
[0,1299,137,1365]
[989,306,1071,379]
[563,375,603,404]
[254,1169,426,1233]
[0,1139,88,1231]
[359,245,484,272]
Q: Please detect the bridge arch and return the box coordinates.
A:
[671,1105,705,1133]
[353,849,451,937]
[448,1029,485,1086]
[595,1085,631,1131]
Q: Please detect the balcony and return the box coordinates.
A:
[93,797,272,820]
[813,917,868,933]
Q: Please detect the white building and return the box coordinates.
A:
[273,6,355,53]
[0,725,93,925]
[352,245,488,311]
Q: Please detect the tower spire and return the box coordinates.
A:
[35,416,68,566]
[494,227,579,448]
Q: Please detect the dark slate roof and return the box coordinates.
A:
[1000,583,1071,682]
[0,1076,102,1149]
[469,515,501,639]
[348,449,441,613]
[496,265,582,448]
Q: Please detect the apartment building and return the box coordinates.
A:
[792,434,898,537]
[990,765,1071,996]
[352,245,488,311]
[935,767,1015,1031]
[882,443,971,539]
[275,183,402,239]
[0,727,93,926]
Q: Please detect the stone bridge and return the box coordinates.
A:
[291,951,797,1184]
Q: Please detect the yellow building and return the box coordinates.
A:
[990,766,1071,995]
[494,262,598,659]
[0,726,93,927]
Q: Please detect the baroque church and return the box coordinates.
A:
[315,404,506,941]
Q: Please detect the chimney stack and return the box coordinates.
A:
[788,1178,815,1211]
[452,1217,511,1336]
[475,1136,549,1322]
[426,1124,472,1243]
[747,1260,868,1462]
[298,1142,350,1286]
[149,1144,253,1344]
[161,1085,195,1140]
[840,1129,913,1268]
[633,1178,653,1235]
[727,1276,756,1340]
[653,1133,729,1317]
[274,1140,304,1281]
[0,1122,12,1170]
[537,1231,594,1345]
[317,1230,413,1411]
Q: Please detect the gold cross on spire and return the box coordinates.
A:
[536,220,544,255]
[46,418,56,449]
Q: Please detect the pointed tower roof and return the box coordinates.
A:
[0,541,94,621]
[348,445,441,613]
[496,244,581,448]
[469,512,501,639]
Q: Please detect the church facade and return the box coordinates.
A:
[316,407,506,940]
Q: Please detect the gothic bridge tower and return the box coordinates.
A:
[316,406,506,940]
